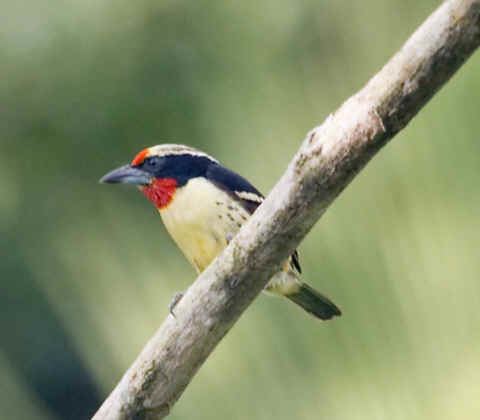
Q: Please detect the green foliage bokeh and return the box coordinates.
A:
[1,1,479,419]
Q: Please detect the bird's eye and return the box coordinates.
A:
[143,156,162,173]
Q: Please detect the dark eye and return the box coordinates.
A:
[145,157,160,169]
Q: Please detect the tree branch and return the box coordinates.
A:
[93,1,480,418]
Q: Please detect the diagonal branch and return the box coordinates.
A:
[93,1,480,418]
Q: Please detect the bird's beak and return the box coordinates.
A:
[99,164,152,185]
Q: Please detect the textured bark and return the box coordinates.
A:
[93,1,480,418]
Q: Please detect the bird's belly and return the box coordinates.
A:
[164,218,225,272]
[158,177,247,272]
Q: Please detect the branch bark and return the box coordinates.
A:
[93,1,480,418]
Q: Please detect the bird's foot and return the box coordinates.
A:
[169,291,184,318]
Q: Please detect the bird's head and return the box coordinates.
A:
[100,144,218,209]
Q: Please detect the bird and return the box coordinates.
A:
[100,144,341,320]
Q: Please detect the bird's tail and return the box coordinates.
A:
[285,282,341,320]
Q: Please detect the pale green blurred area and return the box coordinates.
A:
[1,0,480,419]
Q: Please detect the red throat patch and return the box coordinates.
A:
[141,178,177,209]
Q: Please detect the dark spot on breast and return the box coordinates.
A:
[216,201,223,206]
[218,215,223,219]
[237,222,242,228]
[213,232,222,244]
[227,213,234,221]
[227,205,235,211]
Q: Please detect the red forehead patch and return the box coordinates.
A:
[131,148,149,166]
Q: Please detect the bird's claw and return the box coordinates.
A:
[169,291,184,317]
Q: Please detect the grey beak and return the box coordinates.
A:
[99,164,152,185]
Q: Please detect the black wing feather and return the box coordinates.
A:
[206,162,301,273]
[206,163,264,213]
[291,250,302,274]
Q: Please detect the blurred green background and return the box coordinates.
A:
[1,0,479,419]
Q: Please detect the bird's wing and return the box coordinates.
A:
[290,250,302,274]
[206,163,264,213]
[206,163,301,274]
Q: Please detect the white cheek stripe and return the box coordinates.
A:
[235,191,263,203]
